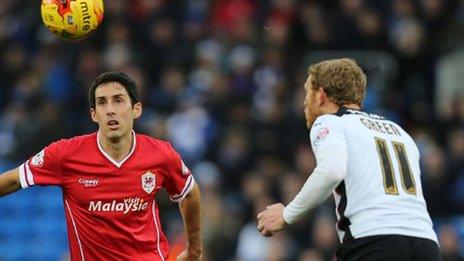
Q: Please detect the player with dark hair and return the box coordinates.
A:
[0,71,202,261]
[257,58,440,260]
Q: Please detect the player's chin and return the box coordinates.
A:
[104,129,122,140]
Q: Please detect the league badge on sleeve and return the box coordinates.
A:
[314,127,330,147]
[141,171,156,194]
[31,149,45,167]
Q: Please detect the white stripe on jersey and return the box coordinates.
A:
[25,161,34,186]
[152,200,165,261]
[65,200,85,261]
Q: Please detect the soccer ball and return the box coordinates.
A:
[41,0,104,41]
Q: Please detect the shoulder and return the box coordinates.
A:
[309,114,347,148]
[136,133,183,168]
[136,133,177,155]
[313,114,344,126]
[311,114,345,135]
[48,133,95,149]
[65,133,97,144]
[39,133,96,159]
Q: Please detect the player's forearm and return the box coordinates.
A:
[179,183,202,256]
[283,144,347,224]
[0,168,21,197]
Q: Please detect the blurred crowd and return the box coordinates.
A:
[0,0,463,260]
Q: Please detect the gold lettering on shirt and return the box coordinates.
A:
[360,118,401,136]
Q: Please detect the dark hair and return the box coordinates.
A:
[88,71,140,108]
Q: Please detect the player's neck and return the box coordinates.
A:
[340,103,361,110]
[98,131,134,162]
[323,102,360,114]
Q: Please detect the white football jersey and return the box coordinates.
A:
[310,108,437,243]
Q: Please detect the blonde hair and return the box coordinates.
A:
[308,58,367,107]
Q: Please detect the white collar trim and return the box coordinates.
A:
[97,130,137,168]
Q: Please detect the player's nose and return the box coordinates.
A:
[105,104,116,116]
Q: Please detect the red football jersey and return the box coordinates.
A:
[18,131,194,261]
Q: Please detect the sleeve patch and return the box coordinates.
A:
[31,149,45,167]
[314,127,330,146]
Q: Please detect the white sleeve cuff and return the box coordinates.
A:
[169,175,195,202]
[283,206,295,225]
[18,162,35,189]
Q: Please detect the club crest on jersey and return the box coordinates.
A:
[141,171,156,194]
[31,149,45,167]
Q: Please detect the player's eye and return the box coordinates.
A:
[97,100,107,106]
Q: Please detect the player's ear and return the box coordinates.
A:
[318,87,327,106]
[133,102,142,119]
[90,108,98,123]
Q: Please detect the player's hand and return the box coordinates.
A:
[256,203,287,237]
[176,249,202,261]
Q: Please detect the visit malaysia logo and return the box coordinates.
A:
[88,197,149,214]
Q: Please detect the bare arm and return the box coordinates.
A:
[177,183,202,261]
[0,168,21,197]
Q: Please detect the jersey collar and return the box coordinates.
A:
[335,107,364,116]
[96,130,137,168]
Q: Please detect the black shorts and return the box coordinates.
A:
[336,235,441,261]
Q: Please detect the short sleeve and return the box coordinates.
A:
[310,115,346,155]
[19,140,64,189]
[164,144,195,202]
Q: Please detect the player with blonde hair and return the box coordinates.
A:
[257,58,440,260]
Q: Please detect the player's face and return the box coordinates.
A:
[303,75,322,129]
[90,82,142,142]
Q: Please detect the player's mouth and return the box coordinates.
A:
[107,120,120,130]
